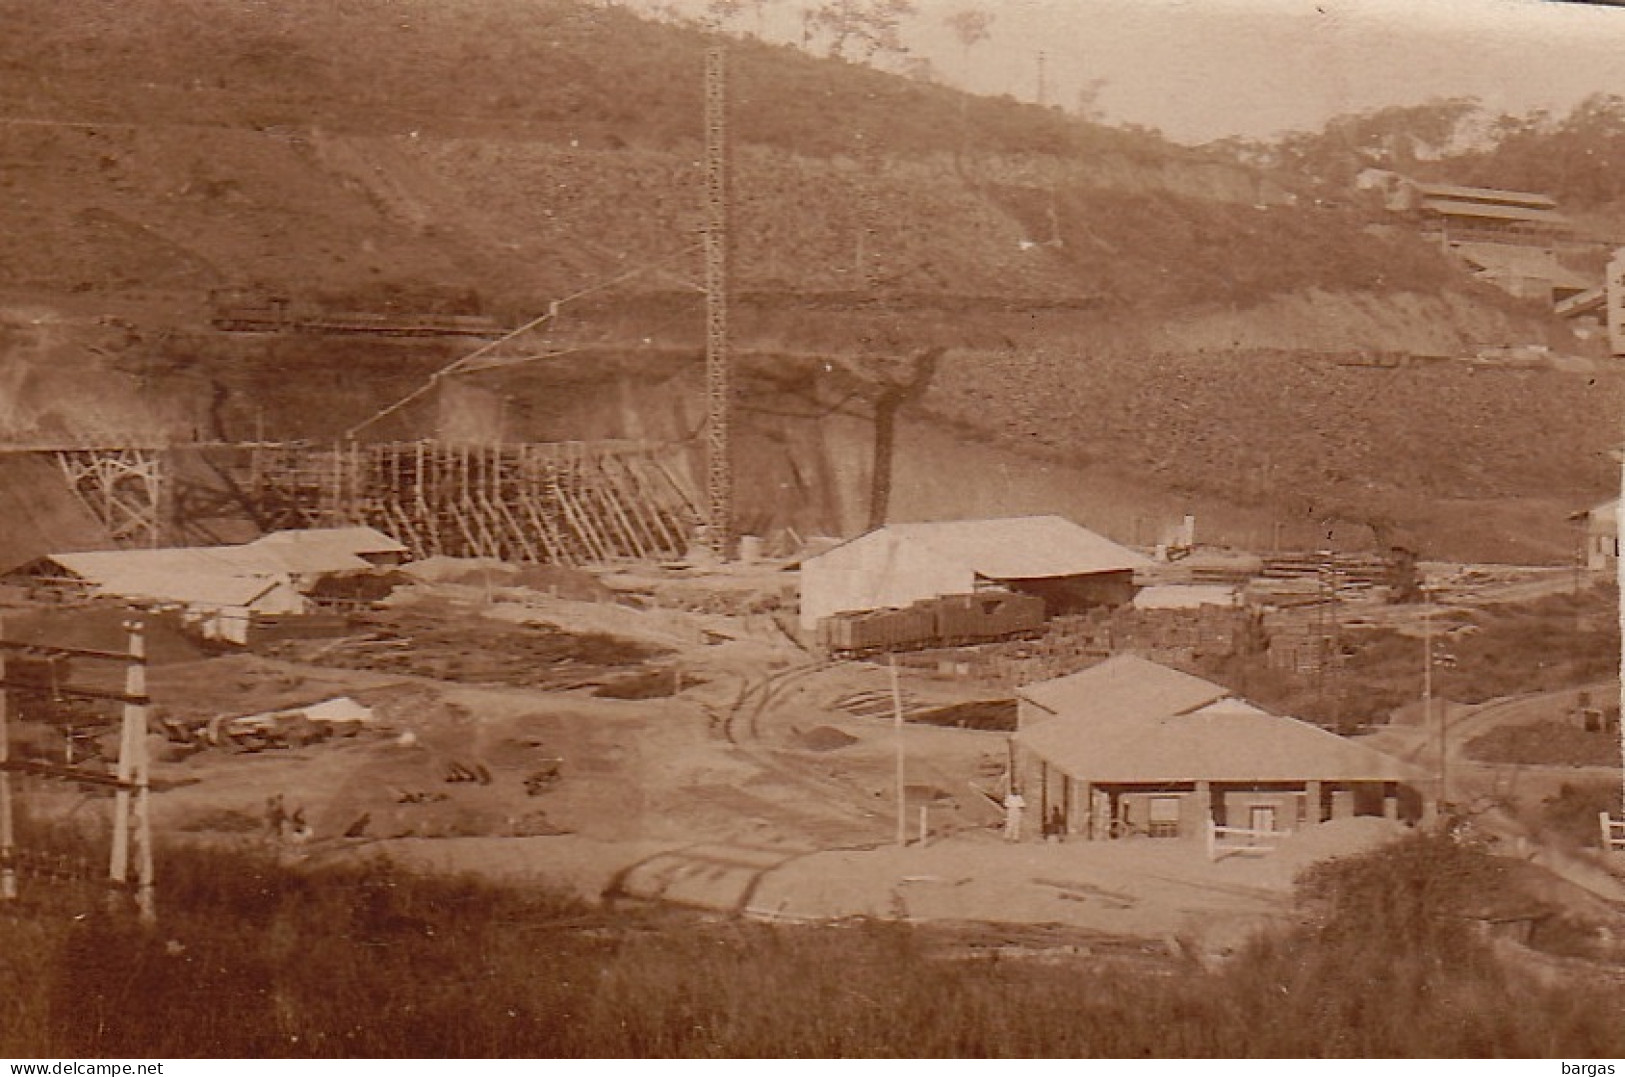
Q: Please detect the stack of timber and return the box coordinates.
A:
[243,441,698,565]
[1258,551,1396,601]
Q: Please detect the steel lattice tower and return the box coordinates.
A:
[703,46,732,559]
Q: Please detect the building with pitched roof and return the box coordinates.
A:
[1573,497,1618,571]
[246,526,408,571]
[798,515,1150,631]
[1012,656,1426,842]
[8,527,410,644]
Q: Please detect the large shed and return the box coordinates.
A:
[798,515,1149,631]
[1012,656,1426,842]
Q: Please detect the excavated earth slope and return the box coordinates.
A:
[0,0,1612,560]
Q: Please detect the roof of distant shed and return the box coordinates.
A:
[1412,182,1557,209]
[46,550,289,607]
[249,526,407,556]
[1019,697,1419,783]
[1420,198,1568,226]
[853,515,1151,580]
[1016,657,1419,784]
[1020,654,1227,723]
[41,530,384,598]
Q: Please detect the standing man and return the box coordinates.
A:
[1003,788,1026,842]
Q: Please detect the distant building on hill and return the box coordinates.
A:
[1573,497,1619,571]
[1355,170,1591,305]
[797,514,1149,632]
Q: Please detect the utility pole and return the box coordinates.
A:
[703,45,733,561]
[0,617,13,903]
[1617,437,1624,823]
[1424,587,1445,814]
[890,655,906,847]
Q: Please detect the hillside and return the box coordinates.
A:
[0,0,1615,560]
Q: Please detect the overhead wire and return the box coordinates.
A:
[344,243,703,438]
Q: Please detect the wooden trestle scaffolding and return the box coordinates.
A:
[245,441,700,565]
[56,448,164,549]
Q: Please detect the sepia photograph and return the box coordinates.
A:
[1,0,1625,1060]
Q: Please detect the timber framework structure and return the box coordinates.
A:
[242,440,700,565]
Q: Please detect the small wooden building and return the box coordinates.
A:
[1575,498,1618,572]
[1012,656,1426,842]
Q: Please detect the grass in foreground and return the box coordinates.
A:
[2,833,1624,1057]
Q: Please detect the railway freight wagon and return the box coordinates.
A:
[818,591,1045,658]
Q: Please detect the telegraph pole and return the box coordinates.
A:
[1617,435,1624,823]
[1424,587,1445,813]
[890,655,906,846]
[703,45,733,560]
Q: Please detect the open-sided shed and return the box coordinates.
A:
[798,515,1149,631]
[1013,656,1426,842]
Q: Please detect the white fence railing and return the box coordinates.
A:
[1206,818,1278,861]
[1599,812,1625,853]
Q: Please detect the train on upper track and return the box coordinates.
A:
[816,590,1046,659]
[209,290,504,338]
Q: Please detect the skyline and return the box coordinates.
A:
[699,0,1625,145]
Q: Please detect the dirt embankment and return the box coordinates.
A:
[0,0,1606,560]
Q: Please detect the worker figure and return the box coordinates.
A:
[288,807,314,844]
[264,794,287,840]
[1046,805,1066,843]
[1003,789,1026,842]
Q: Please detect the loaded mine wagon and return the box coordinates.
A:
[817,591,1046,659]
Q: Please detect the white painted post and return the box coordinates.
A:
[109,648,135,901]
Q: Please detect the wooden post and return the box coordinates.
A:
[109,697,134,903]
[1305,779,1323,825]
[0,616,13,902]
[890,655,905,847]
[1194,780,1213,839]
[1618,432,1625,824]
[128,622,154,924]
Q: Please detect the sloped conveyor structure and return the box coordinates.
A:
[243,440,699,565]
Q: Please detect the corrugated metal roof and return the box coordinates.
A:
[53,546,275,581]
[879,515,1151,580]
[1018,694,1420,783]
[1421,198,1568,226]
[47,530,389,590]
[249,526,407,558]
[1132,584,1237,610]
[1453,243,1592,291]
[48,550,286,608]
[44,531,385,603]
[1413,181,1556,209]
[1019,654,1227,724]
